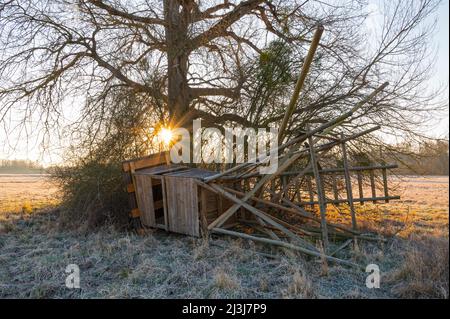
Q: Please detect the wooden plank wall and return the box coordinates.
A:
[200,187,235,226]
[134,174,156,227]
[121,152,169,228]
[165,176,199,237]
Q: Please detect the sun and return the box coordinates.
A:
[158,127,173,145]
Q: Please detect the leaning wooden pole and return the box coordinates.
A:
[279,25,324,142]
[340,134,357,230]
[204,82,388,183]
[382,168,390,203]
[212,228,362,269]
[307,131,330,252]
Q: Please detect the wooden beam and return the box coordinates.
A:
[253,216,296,258]
[308,132,329,252]
[275,164,312,203]
[203,120,383,184]
[126,183,135,193]
[340,136,357,230]
[279,25,324,141]
[357,172,364,205]
[306,175,315,208]
[199,187,209,236]
[223,186,313,219]
[370,170,377,203]
[295,195,400,206]
[205,83,388,184]
[382,168,389,203]
[261,188,363,236]
[295,179,302,202]
[199,181,318,252]
[332,173,339,202]
[330,239,353,256]
[122,151,170,172]
[206,148,308,230]
[212,228,362,269]
[218,163,398,180]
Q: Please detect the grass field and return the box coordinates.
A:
[0,175,448,298]
[0,174,60,216]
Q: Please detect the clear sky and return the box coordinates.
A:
[432,0,449,137]
[0,1,449,166]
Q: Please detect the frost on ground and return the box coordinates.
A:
[0,208,447,299]
[0,175,448,298]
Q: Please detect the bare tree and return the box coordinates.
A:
[0,0,446,155]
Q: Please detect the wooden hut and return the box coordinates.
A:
[123,153,234,237]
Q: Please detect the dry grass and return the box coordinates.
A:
[0,174,60,219]
[214,268,240,290]
[386,235,449,298]
[282,269,317,298]
[0,175,448,298]
[0,212,317,298]
[324,176,448,238]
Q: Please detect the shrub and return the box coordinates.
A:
[51,160,129,230]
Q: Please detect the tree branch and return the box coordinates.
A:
[190,86,239,99]
[87,0,166,25]
[188,0,264,51]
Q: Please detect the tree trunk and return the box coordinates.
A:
[164,0,191,126]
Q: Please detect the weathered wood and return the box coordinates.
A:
[295,195,400,206]
[165,176,199,237]
[340,137,357,230]
[122,157,184,231]
[277,164,312,202]
[306,175,314,208]
[295,179,302,202]
[330,239,353,256]
[316,164,398,174]
[212,228,362,269]
[130,208,141,218]
[161,177,169,231]
[223,186,313,218]
[133,174,169,229]
[370,170,377,203]
[206,148,310,230]
[270,179,276,200]
[122,151,170,172]
[253,216,296,258]
[279,25,324,141]
[281,175,288,198]
[382,168,389,203]
[134,174,156,227]
[122,166,139,221]
[217,127,384,183]
[204,111,384,183]
[332,173,339,201]
[260,212,314,237]
[308,132,329,252]
[275,192,361,236]
[199,181,318,252]
[357,172,364,205]
[296,223,386,242]
[199,187,209,236]
[234,204,314,236]
[218,163,398,180]
[205,86,388,185]
[126,183,135,193]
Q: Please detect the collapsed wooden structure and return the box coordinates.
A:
[122,123,399,268]
[121,26,400,268]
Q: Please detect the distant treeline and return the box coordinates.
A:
[0,159,46,174]
[391,139,449,176]
[1,139,448,176]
